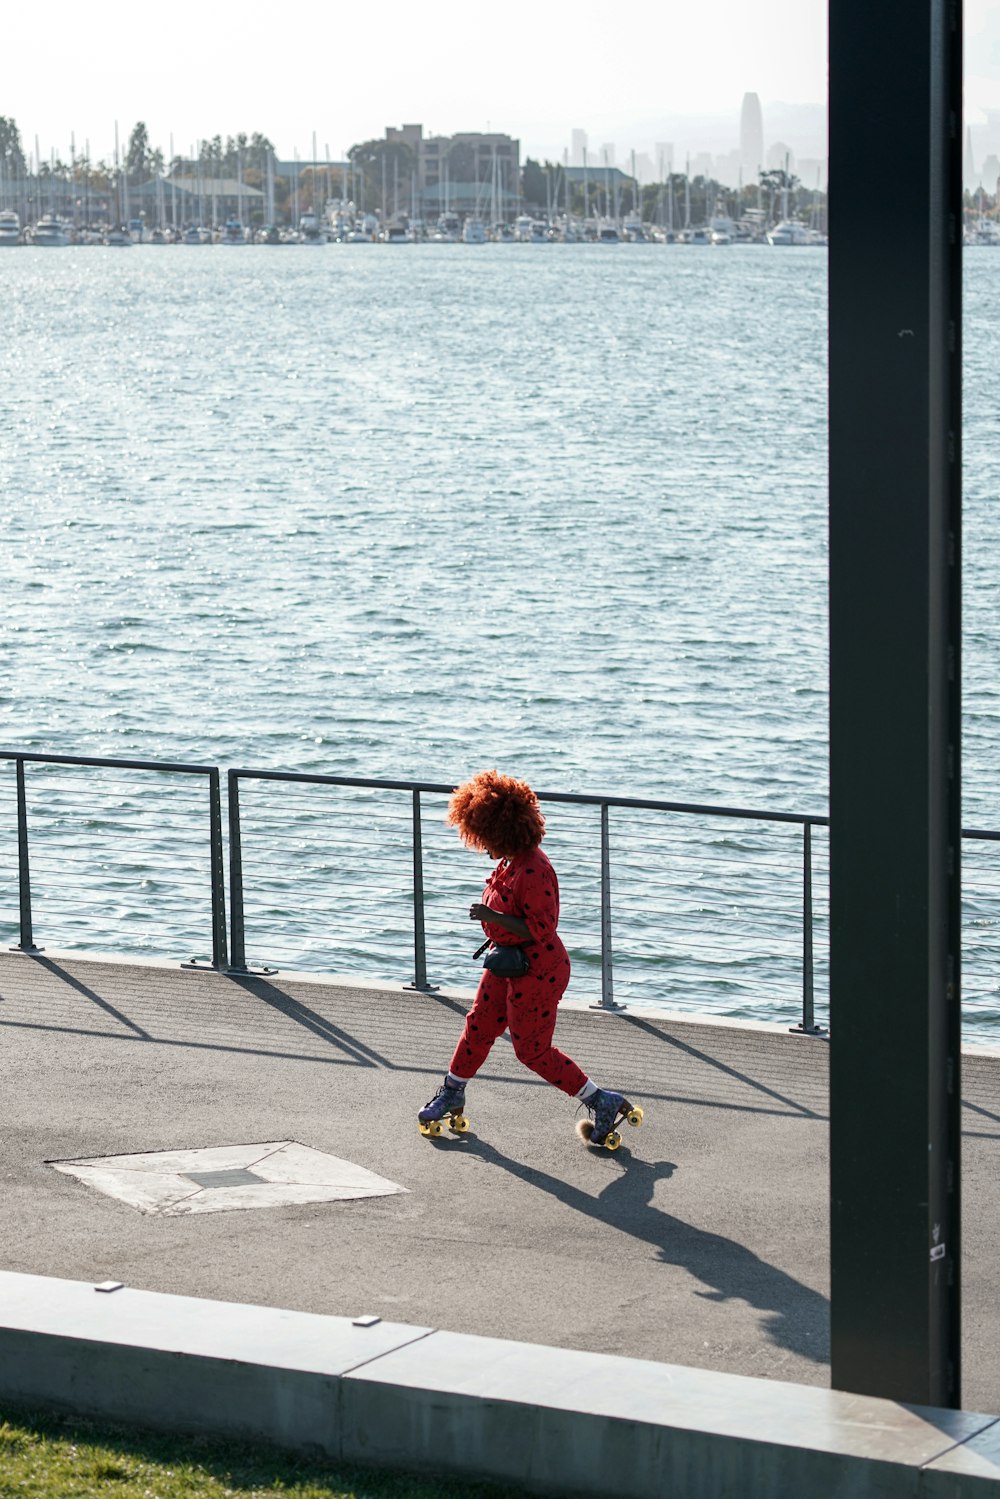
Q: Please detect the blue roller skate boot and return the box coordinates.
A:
[418,1076,469,1137]
[576,1088,644,1150]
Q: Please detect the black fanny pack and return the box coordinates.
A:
[473,938,532,978]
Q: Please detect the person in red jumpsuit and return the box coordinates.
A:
[418,769,637,1147]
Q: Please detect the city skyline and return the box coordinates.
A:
[5,0,1000,187]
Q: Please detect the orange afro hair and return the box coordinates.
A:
[446,770,546,858]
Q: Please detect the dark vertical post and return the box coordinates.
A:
[227,771,247,972]
[791,821,821,1035]
[208,770,228,971]
[12,759,40,953]
[405,789,435,992]
[590,803,624,1011]
[829,0,962,1407]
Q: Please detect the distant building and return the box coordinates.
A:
[632,151,656,185]
[600,143,616,167]
[274,159,349,180]
[981,153,1000,193]
[382,124,520,216]
[165,176,264,218]
[571,128,588,167]
[766,141,795,173]
[714,150,742,187]
[965,126,977,186]
[691,152,715,180]
[740,92,764,178]
[797,157,828,191]
[560,165,632,187]
[654,142,674,177]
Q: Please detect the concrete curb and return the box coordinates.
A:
[1,1271,998,1498]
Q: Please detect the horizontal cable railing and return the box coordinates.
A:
[3,750,1000,1041]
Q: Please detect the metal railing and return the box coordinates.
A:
[225,767,828,1031]
[1,752,227,970]
[5,750,1000,1041]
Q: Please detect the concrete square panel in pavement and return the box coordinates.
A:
[48,1139,407,1217]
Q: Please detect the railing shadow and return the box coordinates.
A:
[621,1012,826,1119]
[451,1135,829,1366]
[27,957,154,1041]
[226,975,391,1069]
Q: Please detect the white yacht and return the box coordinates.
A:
[462,216,487,244]
[30,216,71,247]
[766,219,813,246]
[514,212,535,242]
[299,210,326,244]
[430,212,461,243]
[220,216,247,244]
[382,221,413,244]
[104,226,132,247]
[0,210,21,246]
[597,220,621,243]
[709,211,736,246]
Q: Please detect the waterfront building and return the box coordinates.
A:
[164,175,264,224]
[383,123,520,218]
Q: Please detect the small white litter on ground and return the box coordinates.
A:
[49,1140,406,1217]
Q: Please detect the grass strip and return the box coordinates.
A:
[0,1409,536,1499]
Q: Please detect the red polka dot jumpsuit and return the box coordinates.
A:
[449,846,587,1096]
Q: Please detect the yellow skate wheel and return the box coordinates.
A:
[627,1107,644,1127]
[605,1130,622,1151]
[429,1120,444,1137]
[450,1115,470,1132]
[418,1121,431,1135]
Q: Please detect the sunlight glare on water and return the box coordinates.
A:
[1,246,999,1038]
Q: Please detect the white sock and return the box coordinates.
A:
[446,1071,468,1088]
[576,1078,598,1102]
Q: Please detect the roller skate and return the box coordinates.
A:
[418,1077,470,1137]
[575,1088,644,1151]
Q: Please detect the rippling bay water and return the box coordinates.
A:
[1,246,999,1037]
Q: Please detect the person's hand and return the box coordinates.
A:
[470,902,492,922]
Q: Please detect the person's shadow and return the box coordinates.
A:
[453,1135,829,1365]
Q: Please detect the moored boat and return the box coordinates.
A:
[30,215,71,247]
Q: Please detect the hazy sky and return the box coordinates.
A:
[6,0,1000,165]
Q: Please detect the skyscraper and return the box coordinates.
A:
[571,129,588,167]
[740,92,764,179]
[964,125,977,187]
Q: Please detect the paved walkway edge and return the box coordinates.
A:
[1,1272,998,1498]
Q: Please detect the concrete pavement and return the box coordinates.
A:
[0,951,996,1412]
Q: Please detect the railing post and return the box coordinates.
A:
[405,789,436,992]
[11,758,42,954]
[208,770,228,971]
[590,802,625,1011]
[227,771,248,972]
[791,820,825,1035]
